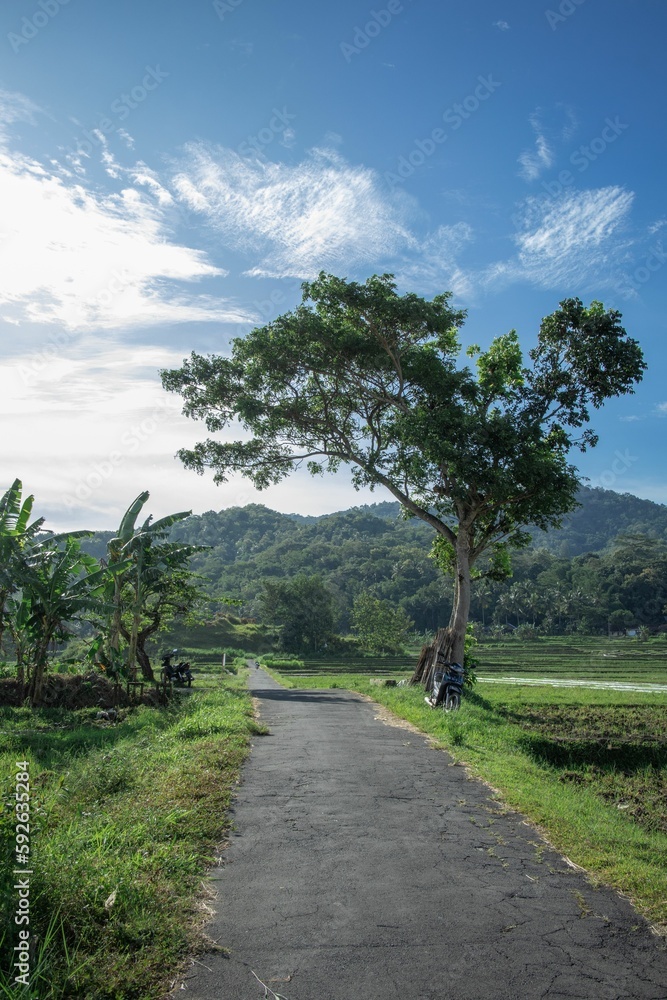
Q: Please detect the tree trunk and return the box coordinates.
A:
[110,577,123,656]
[450,530,471,665]
[120,618,158,681]
[136,621,159,681]
[27,625,51,707]
[410,530,472,690]
[136,644,154,681]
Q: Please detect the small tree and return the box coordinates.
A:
[162,273,645,682]
[0,480,42,653]
[258,574,336,652]
[351,592,414,653]
[21,537,112,705]
[1,480,111,701]
[119,549,208,680]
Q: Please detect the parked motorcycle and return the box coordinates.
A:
[161,651,194,687]
[425,661,465,711]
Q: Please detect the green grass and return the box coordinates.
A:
[269,662,667,932]
[0,664,261,999]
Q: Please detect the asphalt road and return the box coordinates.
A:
[177,668,667,1000]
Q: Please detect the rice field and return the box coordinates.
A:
[269,636,667,686]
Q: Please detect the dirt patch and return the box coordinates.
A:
[502,704,667,743]
[502,703,667,837]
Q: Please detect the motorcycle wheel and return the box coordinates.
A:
[445,689,460,711]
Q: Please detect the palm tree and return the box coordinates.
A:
[472,578,492,626]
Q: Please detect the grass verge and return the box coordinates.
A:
[0,667,261,999]
[269,668,667,932]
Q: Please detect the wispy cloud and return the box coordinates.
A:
[656,402,667,416]
[0,91,252,332]
[518,111,554,181]
[0,89,41,139]
[487,187,634,290]
[171,143,416,279]
[494,20,510,30]
[395,223,475,297]
[558,103,578,141]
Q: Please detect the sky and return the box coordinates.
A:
[0,0,665,530]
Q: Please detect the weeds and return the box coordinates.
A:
[0,670,256,998]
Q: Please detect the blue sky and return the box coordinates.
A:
[1,0,665,529]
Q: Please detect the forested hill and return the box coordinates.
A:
[290,486,667,556]
[528,486,667,555]
[80,486,667,633]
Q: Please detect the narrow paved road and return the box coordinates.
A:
[178,669,667,999]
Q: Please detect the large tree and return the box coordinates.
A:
[161,273,645,675]
[351,591,414,654]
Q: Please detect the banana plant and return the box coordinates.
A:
[102,493,199,680]
[0,479,91,661]
[122,535,206,680]
[4,592,33,695]
[0,480,43,652]
[21,537,121,706]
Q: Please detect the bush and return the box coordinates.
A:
[463,625,479,689]
[261,654,304,669]
[513,623,541,640]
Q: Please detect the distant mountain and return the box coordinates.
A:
[285,487,667,557]
[527,486,667,555]
[78,486,667,632]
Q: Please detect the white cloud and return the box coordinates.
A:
[395,223,474,297]
[491,187,635,290]
[172,143,416,279]
[494,20,510,30]
[0,89,41,138]
[117,129,135,149]
[656,402,667,416]
[518,112,554,181]
[0,94,254,332]
[0,345,382,531]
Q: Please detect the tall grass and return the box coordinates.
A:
[0,671,260,999]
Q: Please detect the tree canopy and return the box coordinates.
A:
[162,273,646,665]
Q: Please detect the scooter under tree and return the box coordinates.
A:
[425,660,465,711]
[161,651,194,687]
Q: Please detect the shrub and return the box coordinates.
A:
[513,623,541,640]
